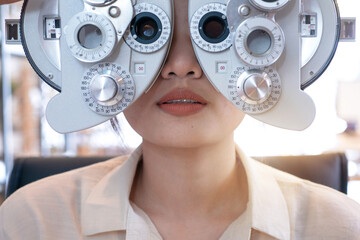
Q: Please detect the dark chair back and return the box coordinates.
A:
[5,152,348,198]
[254,152,348,194]
[6,156,110,198]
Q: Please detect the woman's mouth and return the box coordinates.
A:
[157,89,207,116]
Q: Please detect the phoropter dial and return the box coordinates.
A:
[237,70,272,104]
[90,75,119,103]
[234,17,285,67]
[65,11,116,63]
[249,0,291,11]
[228,67,281,114]
[81,63,135,115]
[124,3,171,53]
[190,2,232,52]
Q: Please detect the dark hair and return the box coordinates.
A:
[110,117,134,155]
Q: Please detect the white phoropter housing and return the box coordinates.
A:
[12,0,339,132]
[189,0,340,130]
[19,0,173,133]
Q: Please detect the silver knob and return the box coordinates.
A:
[237,70,272,104]
[90,75,118,103]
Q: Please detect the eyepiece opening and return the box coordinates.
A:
[246,29,272,56]
[78,24,103,49]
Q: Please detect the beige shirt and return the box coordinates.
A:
[1,145,360,240]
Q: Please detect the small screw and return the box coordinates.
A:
[48,73,54,79]
[109,6,121,18]
[239,5,250,17]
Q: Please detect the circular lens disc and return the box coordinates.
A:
[198,12,229,44]
[246,29,272,56]
[124,3,171,53]
[78,24,103,49]
[234,17,285,67]
[190,2,232,52]
[203,16,225,39]
[65,12,116,63]
[140,23,156,39]
[132,14,160,43]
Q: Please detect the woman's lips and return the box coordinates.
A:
[157,89,207,116]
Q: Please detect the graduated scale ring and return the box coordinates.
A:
[124,2,171,53]
[81,63,135,116]
[65,11,117,63]
[250,0,291,11]
[190,2,232,53]
[234,17,285,67]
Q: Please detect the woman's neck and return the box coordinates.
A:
[130,135,248,221]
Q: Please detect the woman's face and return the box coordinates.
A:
[123,0,245,148]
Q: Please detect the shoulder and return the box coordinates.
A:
[289,180,360,238]
[5,155,129,200]
[256,160,360,238]
[0,155,129,238]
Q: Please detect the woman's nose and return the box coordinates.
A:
[160,34,203,80]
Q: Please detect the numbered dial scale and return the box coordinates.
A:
[124,3,171,53]
[190,2,232,52]
[234,17,285,67]
[65,11,116,63]
[81,63,135,115]
[228,66,281,114]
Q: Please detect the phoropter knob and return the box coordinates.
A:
[90,75,120,103]
[237,70,272,104]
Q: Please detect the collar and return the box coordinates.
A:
[81,145,143,236]
[236,146,291,240]
[81,145,290,239]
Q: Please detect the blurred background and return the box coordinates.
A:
[0,0,360,204]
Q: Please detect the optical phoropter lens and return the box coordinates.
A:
[130,12,162,44]
[190,3,232,52]
[136,17,158,40]
[246,29,272,56]
[199,12,229,44]
[78,24,103,49]
[125,3,171,53]
[261,0,278,2]
[203,16,226,39]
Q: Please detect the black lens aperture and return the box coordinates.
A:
[203,16,224,39]
[136,17,157,39]
[131,12,162,44]
[199,12,229,44]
